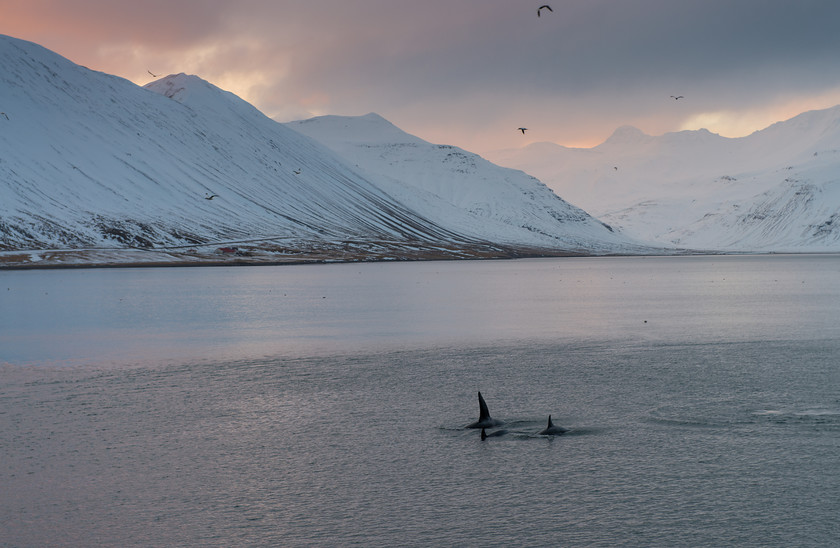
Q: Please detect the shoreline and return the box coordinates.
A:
[0,244,599,271]
[4,243,829,271]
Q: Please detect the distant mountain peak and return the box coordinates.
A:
[488,102,840,252]
[289,112,425,146]
[659,127,727,145]
[599,125,652,147]
[289,112,638,252]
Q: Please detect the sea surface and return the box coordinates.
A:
[1,255,839,547]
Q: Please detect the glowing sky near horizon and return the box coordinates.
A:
[3,0,840,154]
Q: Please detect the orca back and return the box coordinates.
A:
[480,426,507,440]
[538,414,568,435]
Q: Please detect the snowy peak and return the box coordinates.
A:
[598,125,653,148]
[144,73,268,123]
[598,125,728,152]
[144,73,210,104]
[289,113,638,251]
[289,112,426,147]
[658,127,727,146]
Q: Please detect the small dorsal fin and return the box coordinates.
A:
[478,391,491,421]
[481,427,487,440]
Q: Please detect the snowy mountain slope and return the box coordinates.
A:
[487,107,840,252]
[0,34,644,267]
[664,161,840,250]
[287,113,640,252]
[0,35,465,253]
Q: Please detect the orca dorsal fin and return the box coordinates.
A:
[546,415,554,428]
[478,391,491,421]
[481,427,487,440]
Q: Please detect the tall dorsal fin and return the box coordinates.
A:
[478,391,491,421]
[546,415,554,428]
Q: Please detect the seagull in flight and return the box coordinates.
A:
[537,5,553,17]
[518,127,528,134]
[670,95,684,100]
[204,193,218,200]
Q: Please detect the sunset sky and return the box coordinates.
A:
[3,0,840,154]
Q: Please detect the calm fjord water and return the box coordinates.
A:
[2,255,839,546]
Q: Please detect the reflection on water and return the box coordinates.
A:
[2,254,839,367]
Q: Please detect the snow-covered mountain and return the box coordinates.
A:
[487,109,840,252]
[0,34,639,267]
[287,113,633,253]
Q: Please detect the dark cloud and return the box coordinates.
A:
[4,0,840,152]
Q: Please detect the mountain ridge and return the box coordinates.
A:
[487,105,840,252]
[0,34,643,268]
[287,112,634,252]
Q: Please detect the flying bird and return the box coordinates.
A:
[293,169,302,175]
[537,5,553,17]
[518,127,528,134]
[670,95,684,100]
[0,112,8,120]
[148,70,159,78]
[204,193,218,200]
